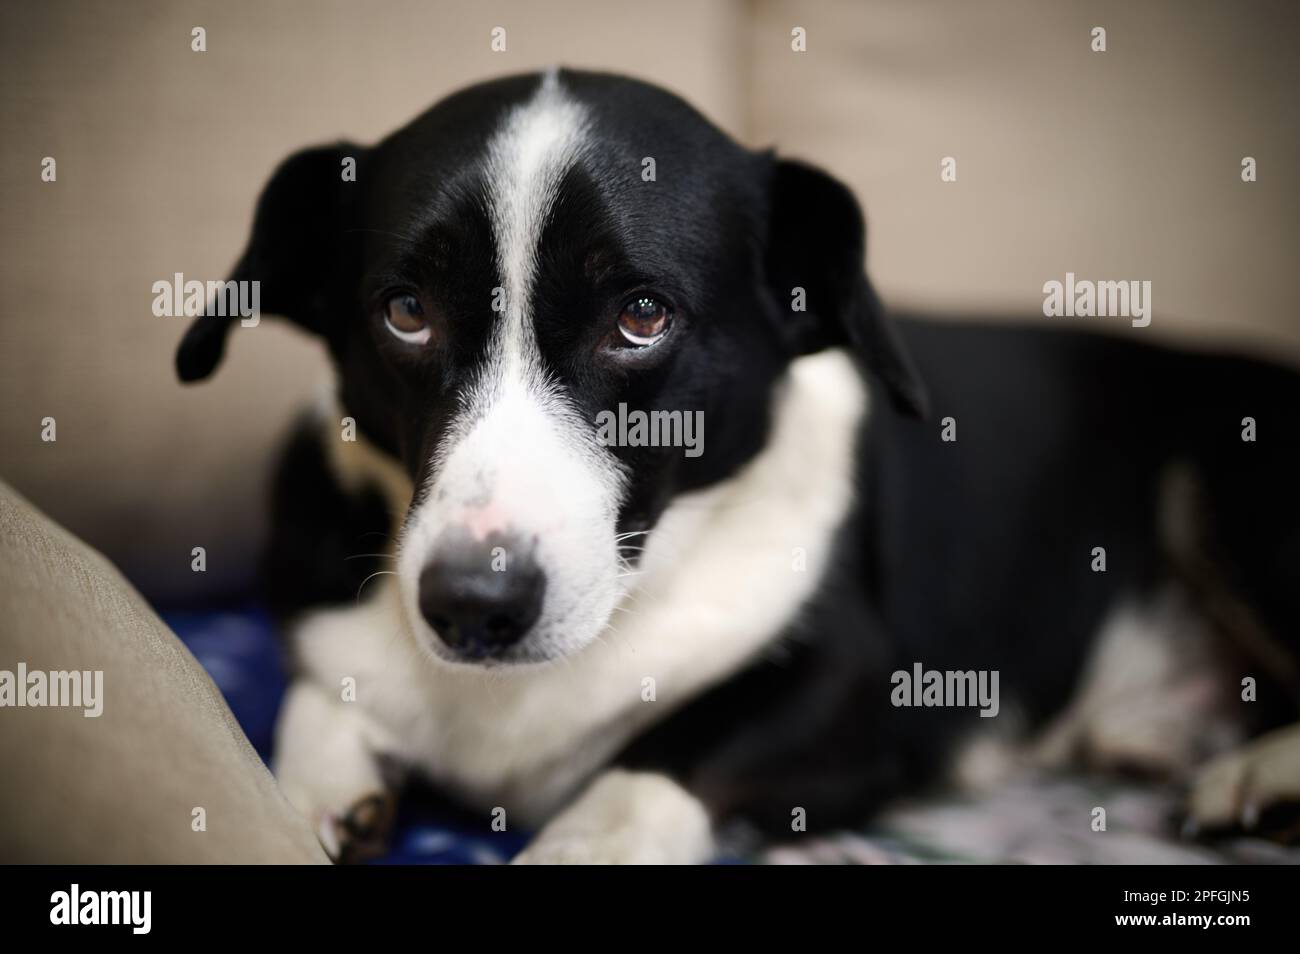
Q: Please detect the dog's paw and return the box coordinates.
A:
[1184,723,1300,842]
[273,681,402,862]
[316,791,398,864]
[277,769,399,864]
[510,770,713,865]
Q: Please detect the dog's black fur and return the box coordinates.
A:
[622,322,1300,832]
[178,70,1300,846]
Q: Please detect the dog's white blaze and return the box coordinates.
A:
[485,67,590,374]
[397,70,626,662]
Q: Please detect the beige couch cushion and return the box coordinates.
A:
[0,480,328,863]
[0,0,748,601]
[750,0,1300,361]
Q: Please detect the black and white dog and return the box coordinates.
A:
[177,69,1300,863]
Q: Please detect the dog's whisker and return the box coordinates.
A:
[356,569,396,601]
[609,622,644,659]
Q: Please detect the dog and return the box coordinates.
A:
[176,69,1300,863]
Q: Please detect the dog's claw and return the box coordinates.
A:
[317,816,343,860]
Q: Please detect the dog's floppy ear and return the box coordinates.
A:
[176,142,360,383]
[764,158,928,417]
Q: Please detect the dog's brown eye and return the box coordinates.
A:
[617,297,672,347]
[384,294,430,344]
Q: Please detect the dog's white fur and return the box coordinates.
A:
[274,347,868,858]
[273,678,399,857]
[512,769,713,864]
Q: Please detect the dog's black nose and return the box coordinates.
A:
[418,537,545,660]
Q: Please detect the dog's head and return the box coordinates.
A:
[177,69,925,668]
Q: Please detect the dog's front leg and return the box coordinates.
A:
[512,769,713,864]
[273,678,402,863]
